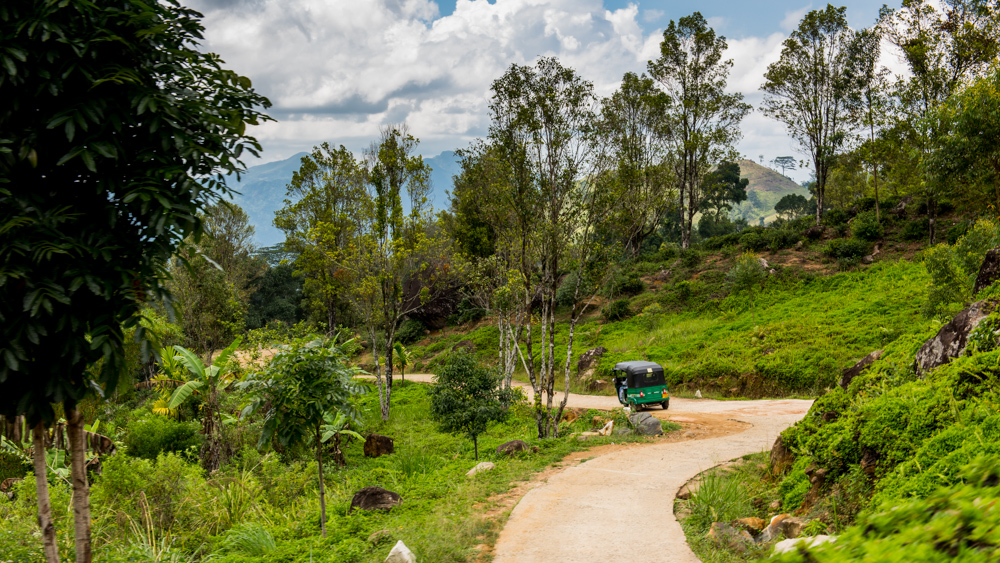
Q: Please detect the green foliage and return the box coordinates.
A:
[603,272,645,298]
[727,252,767,325]
[246,263,304,330]
[396,319,428,345]
[449,297,487,326]
[923,218,1000,317]
[740,231,766,251]
[602,299,634,322]
[901,217,930,241]
[123,416,202,461]
[823,238,870,267]
[851,211,884,241]
[766,229,801,251]
[686,471,753,531]
[679,249,703,268]
[221,522,277,556]
[429,353,518,459]
[823,208,850,227]
[0,0,270,424]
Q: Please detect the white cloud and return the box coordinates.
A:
[780,4,812,32]
[642,8,663,22]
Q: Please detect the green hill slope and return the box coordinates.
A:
[732,159,811,225]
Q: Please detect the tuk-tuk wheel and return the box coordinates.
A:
[661,401,669,410]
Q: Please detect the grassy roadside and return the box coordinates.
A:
[0,383,675,563]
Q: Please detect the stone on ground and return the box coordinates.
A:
[496,439,529,456]
[628,411,663,435]
[350,487,402,513]
[466,461,496,477]
[364,434,394,458]
[771,535,836,555]
[974,247,1000,294]
[915,299,997,375]
[839,350,884,389]
[597,420,614,436]
[384,540,417,563]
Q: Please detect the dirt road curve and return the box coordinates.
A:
[375,374,812,562]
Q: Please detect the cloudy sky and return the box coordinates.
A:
[182,0,906,183]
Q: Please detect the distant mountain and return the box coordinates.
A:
[732,159,811,225]
[425,150,462,209]
[226,150,462,248]
[227,152,306,248]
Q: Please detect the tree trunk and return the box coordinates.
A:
[680,180,690,249]
[66,408,92,563]
[316,425,326,539]
[473,434,478,461]
[32,422,59,563]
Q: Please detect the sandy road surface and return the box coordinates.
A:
[365,374,812,562]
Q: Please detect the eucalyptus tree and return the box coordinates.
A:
[337,124,459,421]
[878,0,999,241]
[849,27,892,220]
[274,143,367,330]
[0,0,270,560]
[649,12,751,248]
[762,5,859,226]
[595,72,674,257]
[485,57,614,438]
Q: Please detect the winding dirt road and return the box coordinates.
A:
[375,374,812,562]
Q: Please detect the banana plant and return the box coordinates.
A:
[321,412,364,467]
[166,336,244,470]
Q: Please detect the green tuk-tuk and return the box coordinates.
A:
[613,361,669,410]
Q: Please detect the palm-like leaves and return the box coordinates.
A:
[168,337,243,410]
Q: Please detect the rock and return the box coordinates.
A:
[803,225,825,240]
[452,340,475,353]
[367,529,392,545]
[756,514,789,543]
[466,461,496,477]
[586,378,609,392]
[974,247,1000,295]
[733,517,767,534]
[384,540,417,563]
[758,257,771,269]
[839,350,884,389]
[860,447,879,477]
[350,487,401,513]
[914,299,997,375]
[591,415,608,426]
[772,535,837,555]
[794,240,804,250]
[561,409,580,423]
[652,269,672,282]
[364,434,395,458]
[861,254,874,264]
[708,522,754,547]
[695,390,702,399]
[576,347,607,377]
[612,427,634,436]
[778,516,808,538]
[496,439,530,456]
[627,412,663,436]
[677,482,695,500]
[597,420,614,436]
[769,499,782,511]
[892,195,913,218]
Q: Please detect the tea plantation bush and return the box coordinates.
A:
[602,299,634,322]
[124,415,203,460]
[823,238,869,266]
[851,211,884,241]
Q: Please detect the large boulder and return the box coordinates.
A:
[770,434,794,476]
[349,487,402,513]
[496,439,530,456]
[914,299,997,375]
[628,412,663,436]
[973,247,1000,295]
[576,347,607,380]
[466,461,496,477]
[384,540,417,563]
[839,350,884,389]
[452,340,475,353]
[364,434,395,458]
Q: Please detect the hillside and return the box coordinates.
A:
[732,159,811,226]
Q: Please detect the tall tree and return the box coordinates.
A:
[596,72,674,257]
[849,27,892,220]
[771,156,797,177]
[699,161,749,223]
[0,1,270,561]
[485,57,611,438]
[649,12,751,248]
[879,0,999,242]
[762,5,858,226]
[274,143,367,330]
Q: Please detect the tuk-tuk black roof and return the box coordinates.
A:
[613,361,666,388]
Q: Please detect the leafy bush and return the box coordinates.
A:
[823,238,870,267]
[602,299,634,322]
[396,318,427,345]
[924,218,1000,316]
[901,217,929,241]
[855,197,877,212]
[766,229,800,251]
[740,231,766,251]
[557,271,596,307]
[851,210,884,241]
[679,249,702,269]
[449,297,487,325]
[658,242,679,262]
[124,415,202,460]
[946,220,971,245]
[603,272,644,298]
[823,208,850,227]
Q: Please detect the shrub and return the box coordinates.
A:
[924,218,1000,316]
[679,249,702,269]
[901,218,929,241]
[557,271,595,306]
[824,208,850,227]
[396,318,427,345]
[603,272,644,298]
[766,229,800,251]
[602,299,634,322]
[855,197,877,212]
[739,231,766,251]
[658,243,679,262]
[803,225,825,241]
[851,211,884,241]
[450,297,487,325]
[124,415,202,460]
[946,220,971,245]
[823,238,870,267]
